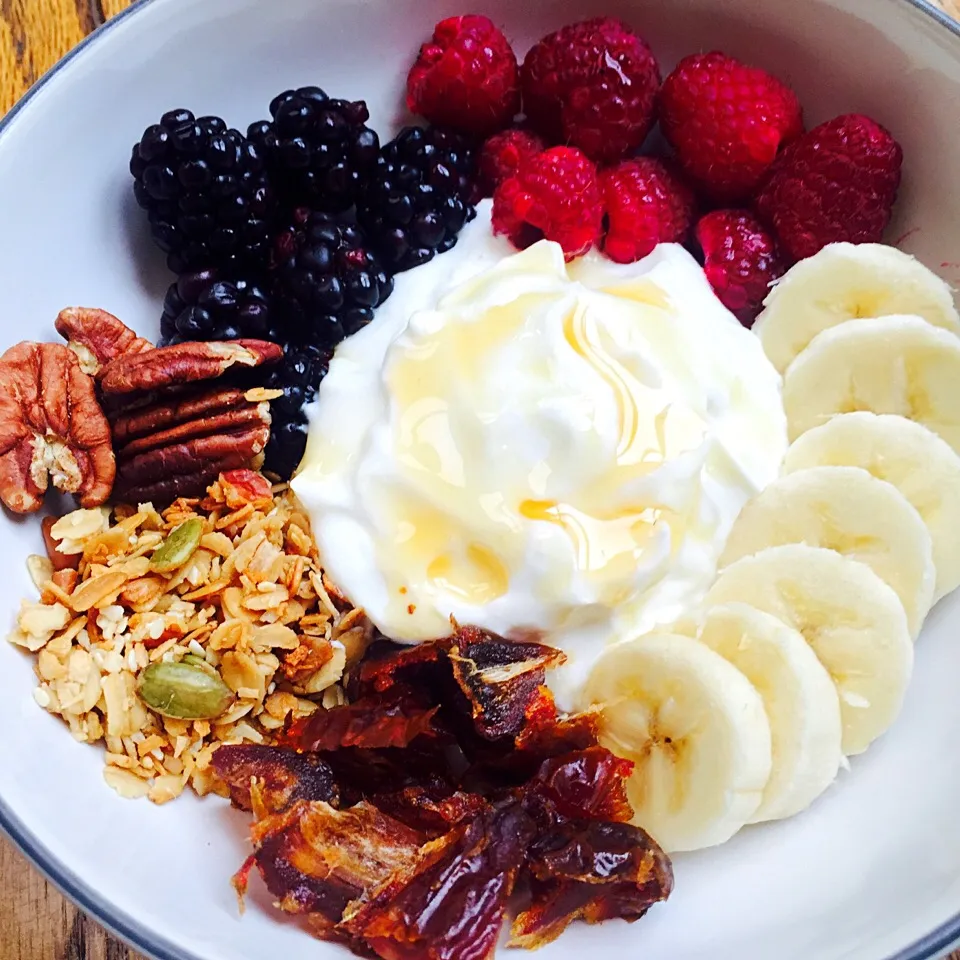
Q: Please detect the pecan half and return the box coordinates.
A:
[99,340,283,396]
[55,308,153,376]
[113,421,270,503]
[0,343,115,513]
[111,387,255,445]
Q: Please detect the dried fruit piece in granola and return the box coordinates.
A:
[99,339,282,395]
[0,342,115,512]
[54,307,152,375]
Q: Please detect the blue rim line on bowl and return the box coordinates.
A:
[0,1,958,958]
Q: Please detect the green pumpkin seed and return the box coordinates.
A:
[137,661,234,720]
[150,518,203,572]
[180,653,218,677]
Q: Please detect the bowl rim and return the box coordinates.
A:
[1,0,960,958]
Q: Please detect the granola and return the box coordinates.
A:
[9,469,371,804]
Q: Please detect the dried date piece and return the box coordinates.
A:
[510,820,673,949]
[54,307,152,376]
[371,785,486,836]
[355,637,451,696]
[212,745,338,816]
[287,686,441,753]
[0,342,114,513]
[527,746,634,825]
[99,339,282,395]
[448,626,566,741]
[513,688,601,762]
[242,800,423,932]
[340,798,536,960]
[320,744,458,810]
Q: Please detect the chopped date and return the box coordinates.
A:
[246,800,423,924]
[527,745,635,825]
[212,745,338,815]
[371,784,486,836]
[514,686,600,757]
[340,798,536,960]
[511,819,674,949]
[448,626,566,741]
[355,637,451,696]
[320,745,458,809]
[285,686,441,752]
[218,630,674,956]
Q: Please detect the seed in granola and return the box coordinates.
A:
[149,518,204,573]
[137,660,234,720]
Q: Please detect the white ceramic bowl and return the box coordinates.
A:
[2,1,960,958]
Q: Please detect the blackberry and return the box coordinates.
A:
[357,125,478,272]
[263,344,332,479]
[271,209,394,348]
[249,87,380,213]
[159,269,276,345]
[131,110,276,274]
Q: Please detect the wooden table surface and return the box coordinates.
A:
[3,0,960,957]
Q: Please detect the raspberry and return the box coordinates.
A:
[659,52,803,204]
[492,146,602,260]
[600,158,695,264]
[755,113,903,263]
[521,18,660,163]
[407,15,520,137]
[477,128,546,197]
[695,210,784,325]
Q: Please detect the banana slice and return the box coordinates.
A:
[582,632,772,853]
[720,465,934,637]
[706,545,914,755]
[698,603,842,822]
[783,413,960,601]
[782,314,960,450]
[755,243,960,373]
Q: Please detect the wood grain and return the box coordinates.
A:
[1,0,960,957]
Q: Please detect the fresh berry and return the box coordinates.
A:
[521,18,660,163]
[357,125,477,272]
[130,110,276,274]
[159,269,275,345]
[600,158,695,264]
[755,114,903,263]
[407,15,520,137]
[492,146,602,260]
[477,128,546,197]
[659,52,803,204]
[695,210,784,325]
[248,88,380,214]
[271,210,394,348]
[262,344,332,479]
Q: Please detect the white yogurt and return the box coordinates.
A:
[292,201,787,708]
